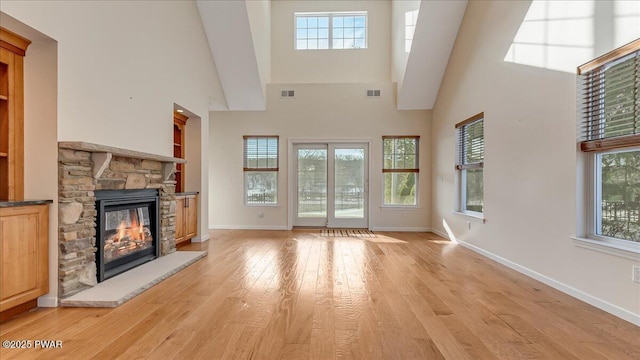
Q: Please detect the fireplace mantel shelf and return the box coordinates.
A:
[59,141,187,164]
[59,141,186,180]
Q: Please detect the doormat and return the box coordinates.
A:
[320,229,376,238]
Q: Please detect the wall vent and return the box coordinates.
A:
[281,90,295,98]
[366,89,381,97]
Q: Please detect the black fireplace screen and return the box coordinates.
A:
[95,189,159,282]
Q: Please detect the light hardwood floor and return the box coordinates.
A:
[1,230,639,359]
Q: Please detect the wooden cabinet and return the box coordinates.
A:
[175,193,197,245]
[185,195,197,239]
[0,204,49,315]
[0,28,31,201]
[175,196,185,243]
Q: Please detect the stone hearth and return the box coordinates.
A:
[57,142,186,298]
[60,251,206,307]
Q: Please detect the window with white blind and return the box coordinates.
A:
[455,113,484,216]
[578,39,640,245]
[382,136,419,206]
[295,12,367,50]
[243,136,279,205]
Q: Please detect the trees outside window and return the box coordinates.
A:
[383,136,419,206]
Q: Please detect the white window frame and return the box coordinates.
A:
[381,173,420,209]
[583,148,640,251]
[243,136,279,207]
[381,136,419,208]
[454,114,485,222]
[454,170,485,223]
[573,39,640,256]
[294,11,368,50]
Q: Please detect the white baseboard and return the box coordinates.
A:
[435,229,640,326]
[428,228,450,239]
[209,225,431,232]
[371,227,431,232]
[37,295,58,308]
[191,234,210,243]
[209,225,433,232]
[209,225,290,230]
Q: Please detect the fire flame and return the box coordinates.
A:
[115,218,145,242]
[117,222,125,242]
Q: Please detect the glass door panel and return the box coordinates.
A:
[334,148,365,219]
[329,144,368,228]
[298,148,328,218]
[293,143,368,228]
[295,145,328,227]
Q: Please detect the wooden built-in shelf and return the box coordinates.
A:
[173,111,188,193]
[1,27,31,201]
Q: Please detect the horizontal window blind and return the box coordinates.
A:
[243,136,279,171]
[382,136,419,173]
[578,39,640,152]
[455,114,484,170]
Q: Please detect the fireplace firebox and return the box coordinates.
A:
[95,189,160,282]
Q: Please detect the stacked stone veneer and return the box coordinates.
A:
[58,148,176,298]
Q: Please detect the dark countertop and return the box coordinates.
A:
[175,191,199,196]
[0,199,54,208]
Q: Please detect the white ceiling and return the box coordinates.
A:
[397,0,468,110]
[196,0,265,111]
[197,0,467,111]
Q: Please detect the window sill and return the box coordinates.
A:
[571,237,640,261]
[380,205,421,211]
[453,211,485,224]
[245,204,280,208]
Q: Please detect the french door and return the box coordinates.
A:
[294,143,368,228]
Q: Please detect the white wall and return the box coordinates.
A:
[23,39,59,307]
[1,0,224,156]
[271,0,391,83]
[183,111,210,242]
[391,0,420,87]
[246,0,272,96]
[432,0,640,323]
[1,0,223,304]
[210,83,431,230]
[397,0,467,110]
[197,0,263,111]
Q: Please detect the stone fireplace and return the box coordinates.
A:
[57,142,184,298]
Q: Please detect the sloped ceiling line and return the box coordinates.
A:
[397,0,468,110]
[196,0,467,112]
[196,0,266,111]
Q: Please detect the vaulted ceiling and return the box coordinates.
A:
[398,0,467,110]
[196,0,467,111]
